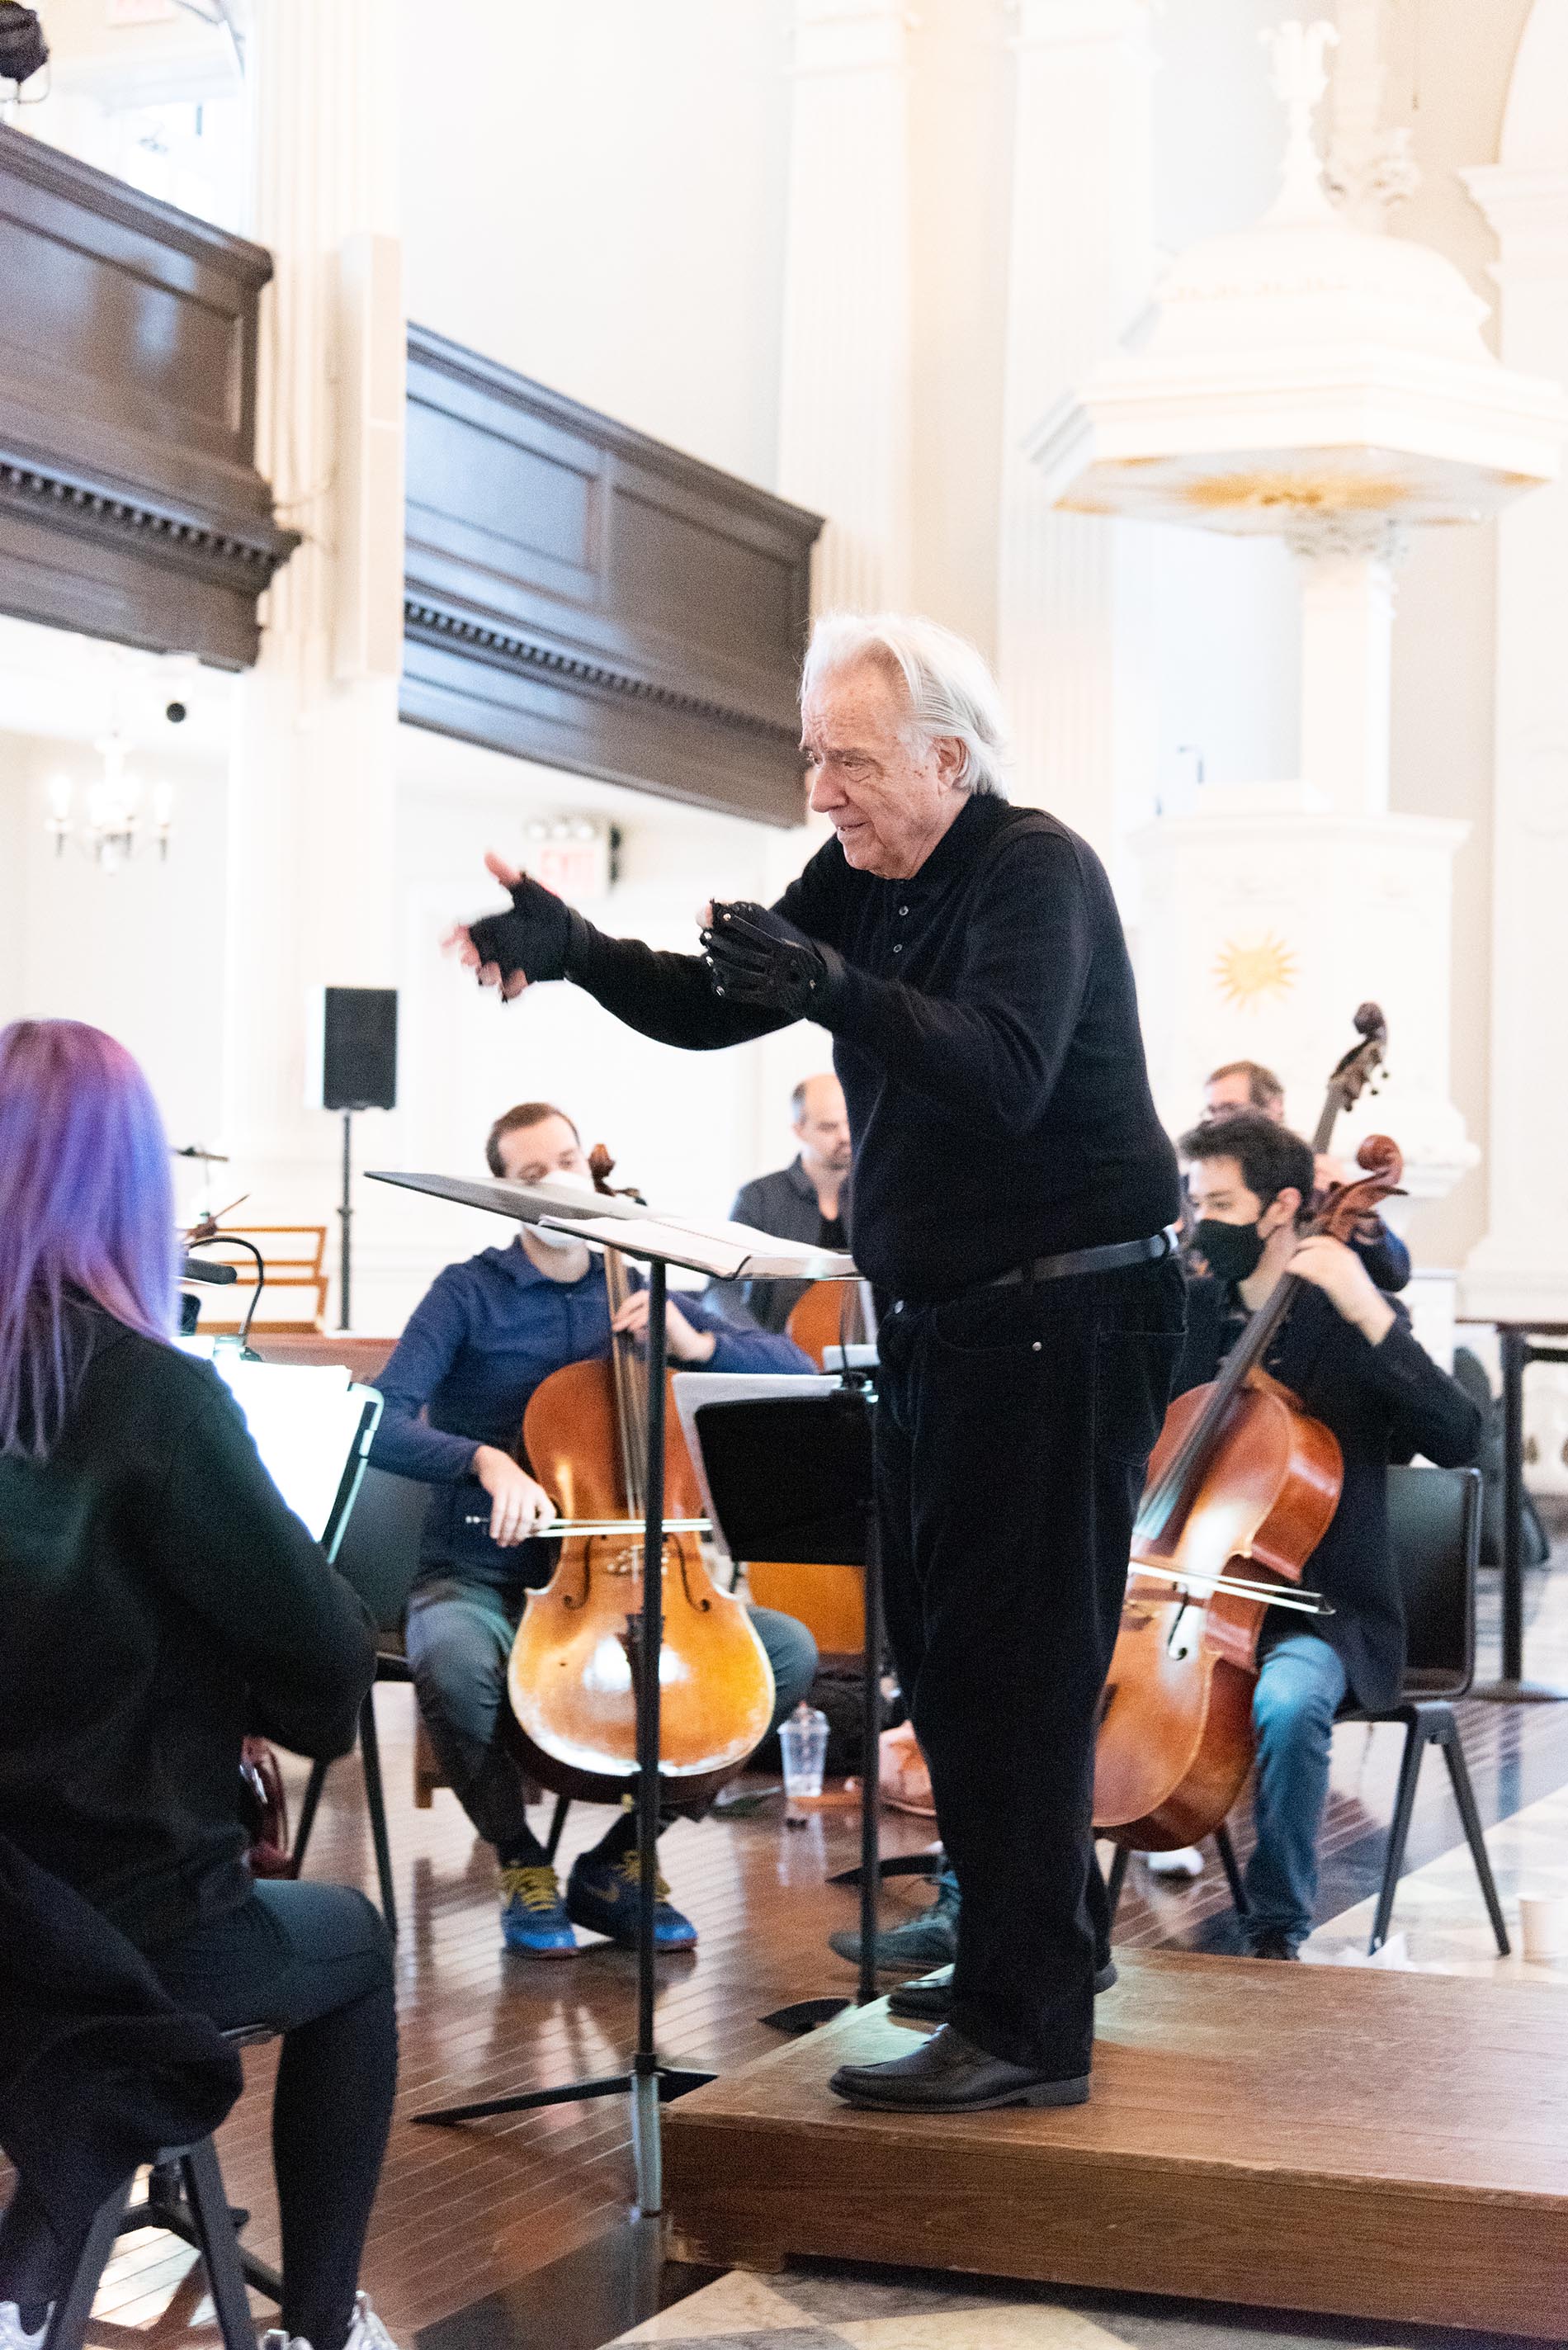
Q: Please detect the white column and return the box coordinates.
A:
[1291,518,1402,816]
[1459,163,1568,1317]
[777,0,914,610]
[998,0,1155,854]
[222,0,407,1320]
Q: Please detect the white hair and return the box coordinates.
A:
[801,611,1011,800]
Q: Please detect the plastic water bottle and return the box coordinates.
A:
[779,1700,829,1804]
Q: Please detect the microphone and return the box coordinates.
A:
[182,1255,239,1285]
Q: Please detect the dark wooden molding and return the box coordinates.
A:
[0,123,298,669]
[401,326,822,826]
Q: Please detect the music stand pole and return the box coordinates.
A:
[856,1493,882,2011]
[631,1255,668,2211]
[413,1238,711,2213]
[337,1110,353,1332]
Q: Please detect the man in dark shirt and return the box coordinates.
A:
[708,1071,853,1331]
[450,612,1185,2112]
[1177,1114,1481,1955]
[371,1100,817,1961]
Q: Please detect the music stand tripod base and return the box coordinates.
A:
[407,1255,711,2214]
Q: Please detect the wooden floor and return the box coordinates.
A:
[664,1950,1568,2343]
[10,1533,1567,2348]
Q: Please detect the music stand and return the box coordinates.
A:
[678,1382,884,2031]
[369,1168,857,2215]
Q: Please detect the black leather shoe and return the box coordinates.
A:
[887,1956,1117,2023]
[1246,1930,1300,1960]
[829,2024,1090,2112]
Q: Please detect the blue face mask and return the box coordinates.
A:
[1194,1217,1267,1284]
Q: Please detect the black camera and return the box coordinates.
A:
[166,701,188,725]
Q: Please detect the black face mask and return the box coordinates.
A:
[1194,1217,1268,1284]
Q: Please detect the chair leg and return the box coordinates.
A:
[40,2177,133,2350]
[1371,1714,1425,1953]
[290,1757,329,1875]
[358,1690,398,1939]
[1213,1821,1249,1916]
[1438,1718,1511,1957]
[1104,1843,1131,1927]
[544,1790,572,1865]
[179,2140,258,2350]
[128,2156,281,2304]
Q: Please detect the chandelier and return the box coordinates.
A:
[46,733,175,871]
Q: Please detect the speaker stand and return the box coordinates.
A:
[338,1109,354,1331]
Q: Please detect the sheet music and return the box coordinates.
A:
[543,1212,857,1284]
[369,1169,858,1281]
[174,1344,379,1544]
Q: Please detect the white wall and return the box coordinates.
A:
[1382,0,1537,1269]
[358,725,829,1327]
[0,727,230,1172]
[398,0,793,489]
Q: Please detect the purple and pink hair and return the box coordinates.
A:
[0,1019,178,1459]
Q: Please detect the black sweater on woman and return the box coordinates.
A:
[0,1308,375,1950]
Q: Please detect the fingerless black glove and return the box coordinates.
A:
[701,901,847,1021]
[467,873,578,987]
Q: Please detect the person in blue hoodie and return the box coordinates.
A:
[371,1099,818,1960]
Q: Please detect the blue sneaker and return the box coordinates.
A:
[566,1851,697,1950]
[499,1863,578,1958]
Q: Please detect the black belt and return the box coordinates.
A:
[980,1228,1177,1292]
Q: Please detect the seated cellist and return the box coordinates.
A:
[852,1110,1481,2010]
[1174,1113,1479,1957]
[371,1099,819,1960]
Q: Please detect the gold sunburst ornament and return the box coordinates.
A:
[1213,933,1296,1010]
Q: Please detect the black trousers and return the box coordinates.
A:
[876,1255,1184,2075]
[0,1882,396,2350]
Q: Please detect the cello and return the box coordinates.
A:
[505,1145,777,1804]
[1093,1134,1404,1851]
[786,1277,876,1369]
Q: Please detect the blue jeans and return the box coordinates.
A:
[1244,1633,1348,1949]
[404,1577,818,1853]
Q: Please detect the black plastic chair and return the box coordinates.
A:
[291,1464,432,1939]
[1341,1462,1507,1955]
[45,2028,279,2350]
[291,1467,575,1932]
[1103,1467,1504,1957]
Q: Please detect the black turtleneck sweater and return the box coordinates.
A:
[0,1310,376,1949]
[563,794,1180,1298]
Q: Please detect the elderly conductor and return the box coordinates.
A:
[450,612,1183,2115]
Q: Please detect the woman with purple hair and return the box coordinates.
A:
[0,1021,399,2350]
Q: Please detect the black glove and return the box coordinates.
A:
[466,872,577,989]
[701,902,846,1020]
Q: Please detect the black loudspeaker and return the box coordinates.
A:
[310,987,398,1112]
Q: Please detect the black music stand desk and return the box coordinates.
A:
[675,1378,885,2028]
